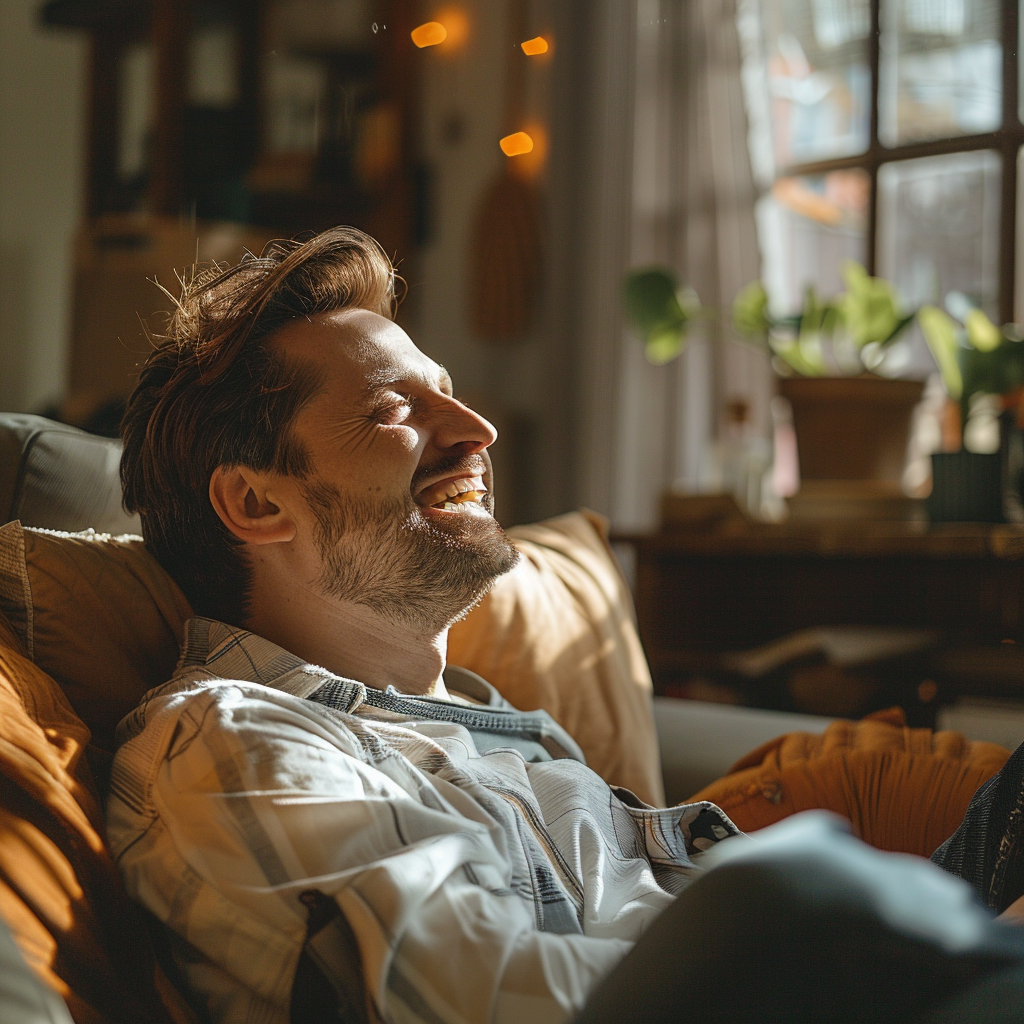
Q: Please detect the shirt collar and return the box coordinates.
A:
[175,617,507,713]
[177,617,366,710]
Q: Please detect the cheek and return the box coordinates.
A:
[316,427,421,495]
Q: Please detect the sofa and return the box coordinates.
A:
[0,412,1017,1023]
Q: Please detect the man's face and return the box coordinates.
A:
[271,308,519,630]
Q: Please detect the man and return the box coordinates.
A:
[108,227,1024,1024]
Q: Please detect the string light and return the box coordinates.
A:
[411,22,447,47]
[499,132,534,157]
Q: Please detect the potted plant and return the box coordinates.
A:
[918,297,1024,522]
[730,262,924,489]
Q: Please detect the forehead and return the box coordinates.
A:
[270,308,443,394]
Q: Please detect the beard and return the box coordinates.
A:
[300,472,520,633]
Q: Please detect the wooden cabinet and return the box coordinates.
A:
[620,522,1024,721]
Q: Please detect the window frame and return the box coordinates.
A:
[778,0,1023,324]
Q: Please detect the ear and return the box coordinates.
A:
[209,465,297,545]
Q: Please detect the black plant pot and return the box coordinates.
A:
[926,452,1004,523]
[927,411,1024,525]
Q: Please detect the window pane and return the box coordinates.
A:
[759,0,871,167]
[877,151,1001,373]
[879,0,1002,147]
[878,151,1000,315]
[760,169,869,314]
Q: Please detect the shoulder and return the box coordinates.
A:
[122,670,363,751]
[108,675,372,825]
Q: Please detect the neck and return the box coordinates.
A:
[244,574,450,698]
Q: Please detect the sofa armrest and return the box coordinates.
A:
[655,696,834,805]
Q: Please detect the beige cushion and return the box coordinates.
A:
[450,512,665,806]
[0,523,190,754]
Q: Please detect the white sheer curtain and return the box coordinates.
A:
[546,0,770,531]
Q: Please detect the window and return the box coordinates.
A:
[745,0,1020,375]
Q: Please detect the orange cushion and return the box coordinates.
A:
[0,607,181,1023]
[689,708,1012,857]
[449,511,664,805]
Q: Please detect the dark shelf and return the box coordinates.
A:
[40,0,152,32]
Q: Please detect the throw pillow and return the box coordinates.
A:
[689,707,1011,857]
[0,523,190,753]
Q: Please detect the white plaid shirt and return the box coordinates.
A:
[107,618,738,1024]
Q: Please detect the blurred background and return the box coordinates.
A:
[0,0,779,534]
[5,0,1024,726]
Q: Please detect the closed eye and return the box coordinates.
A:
[373,395,414,424]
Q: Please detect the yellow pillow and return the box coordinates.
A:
[0,523,190,754]
[450,511,664,806]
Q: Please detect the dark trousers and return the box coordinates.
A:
[575,813,1024,1024]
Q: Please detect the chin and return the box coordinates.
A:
[306,479,519,631]
[418,502,519,572]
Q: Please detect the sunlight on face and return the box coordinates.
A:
[272,309,519,630]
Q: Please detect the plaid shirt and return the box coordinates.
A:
[107,618,739,1024]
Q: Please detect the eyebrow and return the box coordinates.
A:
[364,365,453,395]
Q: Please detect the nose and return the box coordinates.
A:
[432,395,497,454]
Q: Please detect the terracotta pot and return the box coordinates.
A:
[779,376,925,484]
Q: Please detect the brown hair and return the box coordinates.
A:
[120,226,398,624]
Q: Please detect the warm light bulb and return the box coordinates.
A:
[520,36,548,55]
[411,22,447,47]
[499,132,534,157]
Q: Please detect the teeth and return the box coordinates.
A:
[428,489,485,511]
[418,475,486,508]
[437,498,484,513]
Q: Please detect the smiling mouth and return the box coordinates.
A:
[415,474,488,513]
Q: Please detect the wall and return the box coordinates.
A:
[0,0,87,414]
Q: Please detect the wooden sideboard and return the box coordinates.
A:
[617,521,1024,720]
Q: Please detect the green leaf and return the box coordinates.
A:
[959,340,1024,405]
[645,327,686,365]
[769,334,826,376]
[624,268,687,337]
[965,308,1003,352]
[918,305,962,399]
[836,260,904,348]
[623,267,696,365]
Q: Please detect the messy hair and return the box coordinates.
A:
[120,226,398,624]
